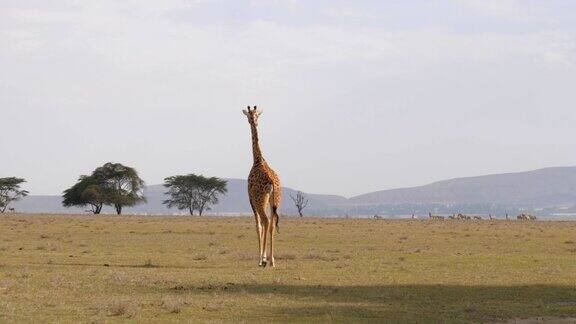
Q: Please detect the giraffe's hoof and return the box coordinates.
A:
[259,260,267,268]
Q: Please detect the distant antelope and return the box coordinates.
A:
[519,213,537,220]
[448,215,456,220]
[373,215,382,220]
[473,216,482,220]
[411,214,416,219]
[456,213,470,220]
[8,208,15,213]
[517,213,534,220]
[429,212,444,220]
[488,214,493,220]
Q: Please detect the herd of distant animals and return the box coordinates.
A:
[373,212,538,220]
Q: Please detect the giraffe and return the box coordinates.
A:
[243,106,282,268]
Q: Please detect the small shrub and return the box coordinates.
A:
[107,301,133,317]
[277,253,296,260]
[302,254,338,262]
[161,297,183,314]
[303,253,322,260]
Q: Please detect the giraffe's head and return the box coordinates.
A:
[242,106,263,127]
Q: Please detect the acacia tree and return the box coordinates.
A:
[163,175,196,215]
[0,177,29,213]
[290,191,309,217]
[92,162,146,215]
[196,176,228,216]
[62,175,105,214]
[163,174,227,216]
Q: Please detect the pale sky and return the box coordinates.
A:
[1,0,575,197]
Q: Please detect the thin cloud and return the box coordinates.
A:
[0,1,575,196]
[453,0,556,24]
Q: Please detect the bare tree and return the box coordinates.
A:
[290,191,309,217]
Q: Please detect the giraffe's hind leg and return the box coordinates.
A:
[268,206,276,268]
[269,185,281,267]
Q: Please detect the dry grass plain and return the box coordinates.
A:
[0,214,575,323]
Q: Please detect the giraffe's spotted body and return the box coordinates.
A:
[243,106,281,268]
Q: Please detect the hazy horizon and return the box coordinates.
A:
[2,1,576,197]
[13,166,576,200]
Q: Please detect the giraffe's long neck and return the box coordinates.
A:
[250,122,264,164]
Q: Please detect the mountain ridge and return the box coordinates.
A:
[11,167,576,216]
[349,166,576,206]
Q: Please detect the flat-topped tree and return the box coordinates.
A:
[63,163,145,215]
[62,175,105,214]
[0,177,29,213]
[92,162,146,215]
[163,174,227,216]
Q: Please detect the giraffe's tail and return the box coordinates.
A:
[273,205,280,234]
[269,186,280,235]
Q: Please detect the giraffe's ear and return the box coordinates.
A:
[242,109,249,116]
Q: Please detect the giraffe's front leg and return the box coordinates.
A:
[251,203,265,267]
[268,216,276,268]
[259,217,269,267]
[255,218,264,266]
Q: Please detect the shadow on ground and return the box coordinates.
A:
[167,283,576,322]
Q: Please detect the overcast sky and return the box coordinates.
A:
[1,0,575,197]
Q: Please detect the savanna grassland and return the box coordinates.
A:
[1,214,575,323]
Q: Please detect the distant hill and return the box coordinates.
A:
[124,178,347,215]
[13,178,347,215]
[349,167,576,206]
[11,167,576,217]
